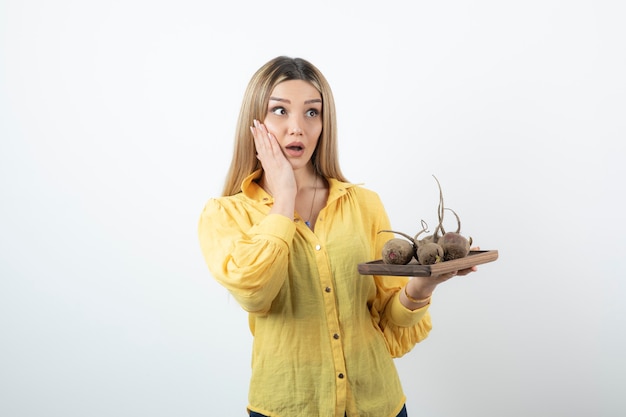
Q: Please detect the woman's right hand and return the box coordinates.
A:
[250,119,297,216]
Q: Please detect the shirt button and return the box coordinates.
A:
[333,333,340,340]
[315,244,321,251]
[325,287,331,293]
[338,373,345,379]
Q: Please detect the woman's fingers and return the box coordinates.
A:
[250,119,297,197]
[251,119,269,158]
[433,264,477,280]
[251,119,284,163]
[456,265,478,276]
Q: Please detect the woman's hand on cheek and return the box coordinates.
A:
[250,119,297,200]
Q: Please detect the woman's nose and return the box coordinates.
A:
[289,117,304,135]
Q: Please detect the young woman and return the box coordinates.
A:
[198,56,476,417]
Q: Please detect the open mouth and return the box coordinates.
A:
[285,142,306,157]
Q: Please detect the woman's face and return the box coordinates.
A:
[262,80,323,169]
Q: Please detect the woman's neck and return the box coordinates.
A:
[293,166,318,192]
[257,165,318,196]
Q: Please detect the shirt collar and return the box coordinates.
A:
[241,169,271,203]
[240,169,359,205]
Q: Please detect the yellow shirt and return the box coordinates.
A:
[198,170,432,417]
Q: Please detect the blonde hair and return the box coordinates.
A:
[221,56,347,196]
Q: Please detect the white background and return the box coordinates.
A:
[1,1,625,416]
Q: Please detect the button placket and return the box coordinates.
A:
[311,236,348,406]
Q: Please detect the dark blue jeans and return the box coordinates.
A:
[250,404,408,416]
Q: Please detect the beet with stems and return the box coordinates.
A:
[378,230,416,265]
[414,220,444,265]
[431,175,473,261]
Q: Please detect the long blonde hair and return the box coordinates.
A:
[221,56,347,196]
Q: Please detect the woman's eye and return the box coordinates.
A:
[306,109,319,117]
[270,107,286,115]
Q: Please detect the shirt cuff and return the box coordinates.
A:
[387,290,430,327]
[255,213,296,244]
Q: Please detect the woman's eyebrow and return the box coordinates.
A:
[269,97,322,105]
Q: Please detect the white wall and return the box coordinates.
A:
[1,1,624,416]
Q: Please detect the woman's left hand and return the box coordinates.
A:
[402,247,480,307]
